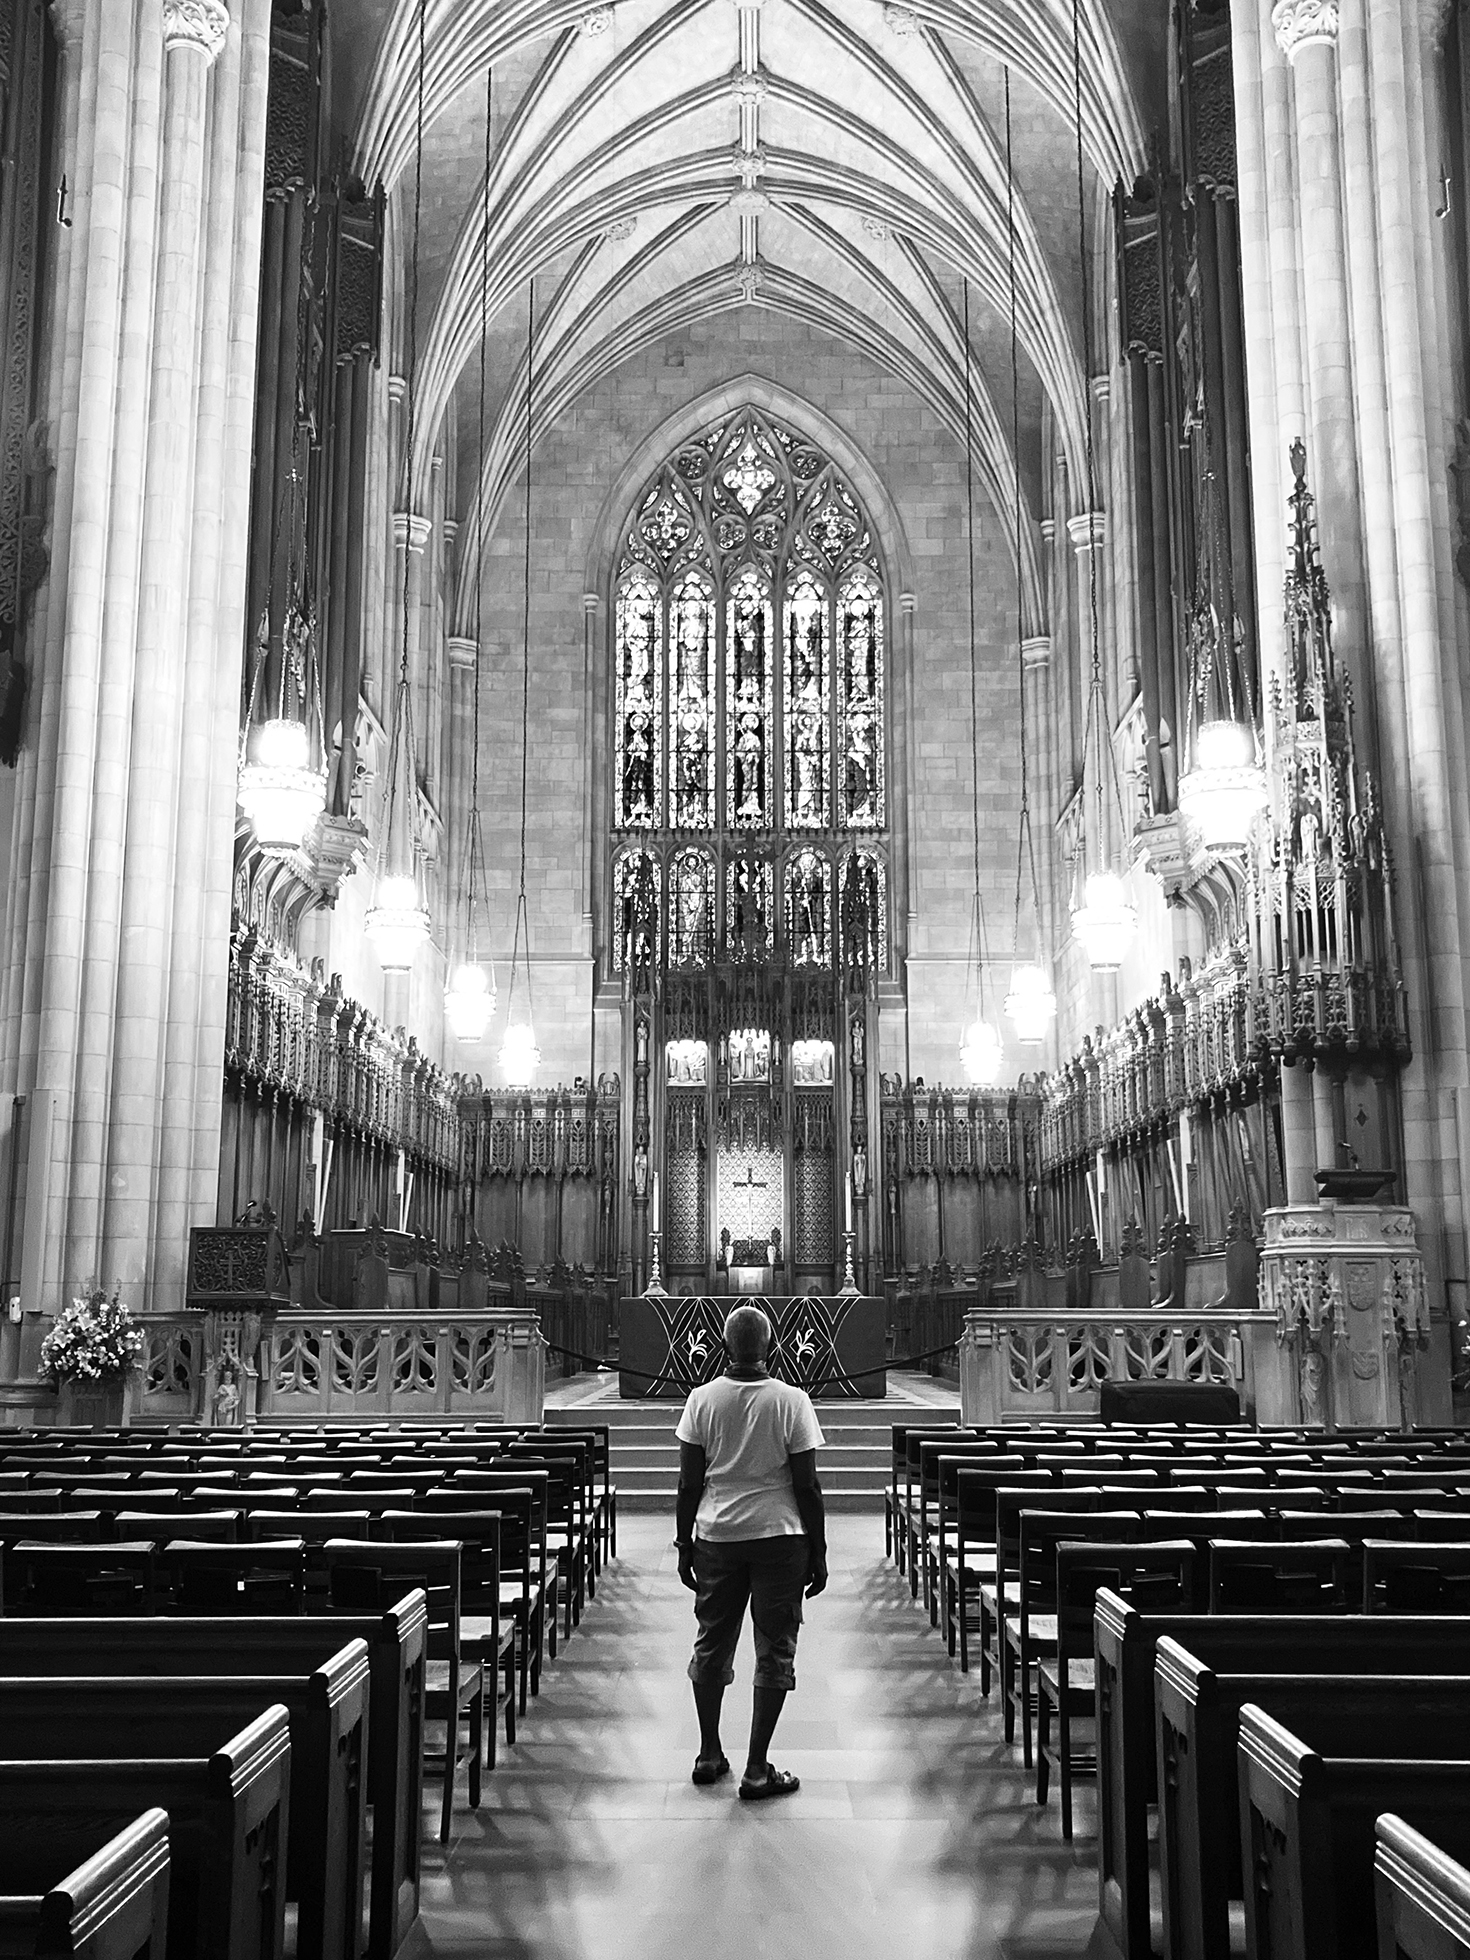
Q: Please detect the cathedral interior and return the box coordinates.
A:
[0,0,1467,1435]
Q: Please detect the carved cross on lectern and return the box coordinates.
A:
[733,1165,768,1242]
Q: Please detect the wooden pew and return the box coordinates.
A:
[0,1704,290,1960]
[1093,1594,1470,1960]
[1375,1814,1470,1960]
[0,1641,369,1960]
[0,1598,424,1960]
[1154,1642,1470,1960]
[0,1806,170,1960]
[1238,1703,1470,1960]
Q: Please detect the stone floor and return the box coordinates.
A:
[404,1516,1105,1960]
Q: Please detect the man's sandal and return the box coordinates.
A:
[691,1754,730,1786]
[738,1766,800,1802]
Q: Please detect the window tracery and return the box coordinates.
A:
[608,407,891,975]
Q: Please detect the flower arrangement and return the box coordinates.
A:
[39,1288,144,1387]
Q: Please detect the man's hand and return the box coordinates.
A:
[677,1541,699,1592]
[805,1554,828,1599]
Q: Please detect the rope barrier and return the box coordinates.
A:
[537,1335,962,1396]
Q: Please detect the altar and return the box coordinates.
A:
[617,1293,886,1400]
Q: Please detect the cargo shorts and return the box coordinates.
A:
[687,1534,810,1692]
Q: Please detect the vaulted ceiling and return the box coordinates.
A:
[332,0,1166,626]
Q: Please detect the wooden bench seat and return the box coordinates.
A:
[1239,1703,1470,1960]
[0,1704,290,1960]
[1375,1813,1470,1960]
[1093,1594,1470,1960]
[0,1597,425,1960]
[0,1806,170,1960]
[0,1641,369,1960]
[1155,1641,1470,1960]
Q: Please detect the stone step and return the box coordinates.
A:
[616,1487,883,1515]
[610,1441,890,1472]
[545,1396,958,1430]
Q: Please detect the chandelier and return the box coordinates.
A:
[499,279,540,1088]
[961,1016,1004,1086]
[446,67,500,1046]
[1178,716,1268,852]
[1072,869,1136,974]
[367,0,431,979]
[1004,963,1058,1044]
[238,707,325,854]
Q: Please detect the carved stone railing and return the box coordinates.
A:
[958,1306,1292,1425]
[226,928,464,1174]
[258,1311,545,1422]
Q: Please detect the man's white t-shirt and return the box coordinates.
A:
[676,1374,825,1541]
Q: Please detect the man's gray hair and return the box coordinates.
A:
[723,1303,773,1364]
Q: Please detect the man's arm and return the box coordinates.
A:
[676,1440,706,1591]
[788,1448,828,1596]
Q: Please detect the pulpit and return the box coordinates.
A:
[618,1292,886,1399]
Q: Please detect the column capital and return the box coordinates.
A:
[1066,510,1107,553]
[442,518,460,547]
[580,5,614,32]
[47,0,88,51]
[387,373,408,405]
[1270,0,1339,61]
[583,592,601,614]
[447,636,478,671]
[1421,0,1453,50]
[898,591,917,616]
[1040,517,1057,544]
[163,0,230,61]
[392,511,433,552]
[1021,635,1052,671]
[884,4,920,35]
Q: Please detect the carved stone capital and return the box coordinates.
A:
[1066,510,1107,554]
[47,0,88,53]
[163,0,229,61]
[392,511,432,553]
[1021,635,1052,672]
[447,636,478,672]
[884,4,920,35]
[580,6,614,34]
[1271,0,1339,61]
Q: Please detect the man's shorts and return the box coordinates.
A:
[688,1535,810,1692]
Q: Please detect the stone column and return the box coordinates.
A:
[1021,635,1055,952]
[445,635,478,970]
[1067,510,1111,852]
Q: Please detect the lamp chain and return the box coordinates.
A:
[506,277,536,1038]
[466,61,493,970]
[962,277,987,1018]
[1004,65,1044,969]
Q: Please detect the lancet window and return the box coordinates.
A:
[608,408,891,975]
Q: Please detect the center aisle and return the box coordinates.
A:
[406,1516,1101,1960]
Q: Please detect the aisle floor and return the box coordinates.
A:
[405,1515,1103,1960]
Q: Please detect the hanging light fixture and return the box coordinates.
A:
[958,278,1003,1087]
[499,278,540,1088]
[1066,0,1135,975]
[445,66,500,1043]
[1176,446,1267,851]
[998,69,1058,1050]
[238,404,327,855]
[366,0,431,975]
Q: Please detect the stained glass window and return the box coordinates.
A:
[785,850,831,966]
[612,847,661,971]
[838,572,885,828]
[607,409,891,979]
[614,578,661,828]
[725,854,773,960]
[668,847,715,968]
[784,574,829,829]
[727,570,773,829]
[839,846,888,971]
[669,572,715,828]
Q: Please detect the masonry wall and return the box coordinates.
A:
[462,308,1026,1092]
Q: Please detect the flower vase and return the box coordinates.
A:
[56,1376,132,1430]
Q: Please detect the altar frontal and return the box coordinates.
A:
[619,1294,886,1400]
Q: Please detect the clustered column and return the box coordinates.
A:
[0,0,271,1332]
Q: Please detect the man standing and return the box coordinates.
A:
[675,1303,827,1800]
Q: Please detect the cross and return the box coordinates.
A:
[734,1165,768,1242]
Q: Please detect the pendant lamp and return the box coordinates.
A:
[238,432,327,854]
[957,283,1002,1087]
[1176,458,1267,852]
[997,69,1058,1051]
[1066,0,1135,974]
[499,280,540,1088]
[366,0,431,974]
[446,65,499,1043]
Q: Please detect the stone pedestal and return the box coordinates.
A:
[493,1312,547,1422]
[1259,1201,1432,1430]
[56,1378,133,1429]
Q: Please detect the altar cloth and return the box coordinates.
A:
[618,1294,886,1400]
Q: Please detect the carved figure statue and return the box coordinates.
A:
[633,1143,648,1198]
[852,1143,868,1199]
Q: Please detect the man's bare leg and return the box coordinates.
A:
[693,1679,726,1762]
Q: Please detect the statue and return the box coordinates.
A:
[852,1143,868,1200]
[633,1143,648,1198]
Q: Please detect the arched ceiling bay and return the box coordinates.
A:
[344,0,1155,632]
